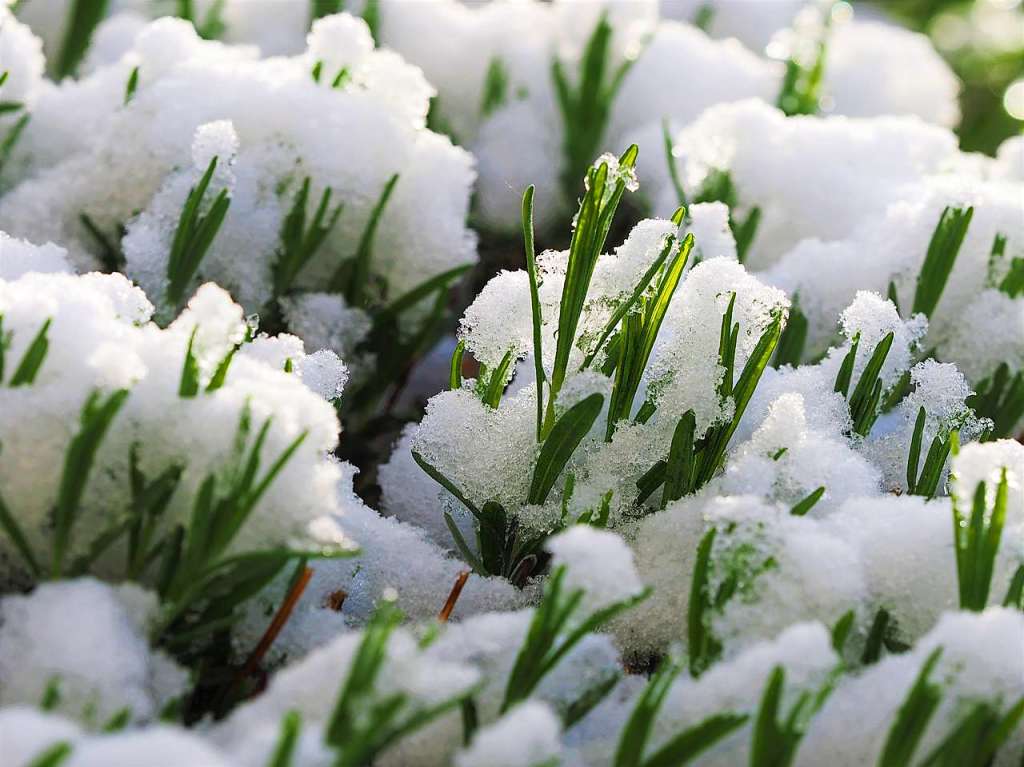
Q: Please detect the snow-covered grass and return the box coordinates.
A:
[1,2,1022,766]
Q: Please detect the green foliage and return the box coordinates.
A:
[789,486,825,517]
[480,56,509,118]
[543,146,638,436]
[478,350,515,409]
[449,339,465,391]
[661,410,696,509]
[7,317,51,387]
[911,206,974,319]
[413,450,539,580]
[529,393,604,505]
[775,30,828,117]
[998,252,1024,298]
[917,696,1024,767]
[325,601,471,767]
[176,0,226,39]
[878,647,944,767]
[329,173,399,303]
[522,185,546,441]
[952,465,1009,611]
[0,111,29,177]
[274,177,344,297]
[614,657,747,767]
[79,213,126,273]
[551,14,639,200]
[687,528,720,677]
[54,0,110,78]
[773,300,807,368]
[310,0,344,23]
[750,666,827,767]
[905,407,954,498]
[502,564,649,712]
[26,742,72,767]
[834,331,894,437]
[863,612,902,667]
[124,65,140,105]
[267,710,302,767]
[693,169,761,263]
[165,156,232,308]
[640,306,783,505]
[342,262,469,414]
[580,223,687,373]
[1004,565,1024,610]
[52,389,131,577]
[562,670,621,728]
[830,610,855,654]
[967,362,1024,440]
[605,234,693,439]
[662,118,687,208]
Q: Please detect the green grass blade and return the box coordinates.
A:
[337,173,399,303]
[8,318,51,387]
[267,710,302,767]
[688,528,718,677]
[644,712,747,767]
[662,410,696,508]
[0,489,40,575]
[773,301,807,368]
[522,185,546,442]
[54,0,110,78]
[480,56,509,118]
[528,393,603,505]
[878,647,944,767]
[412,450,480,517]
[26,742,73,767]
[614,659,681,767]
[449,340,465,390]
[123,65,139,104]
[906,407,926,493]
[911,206,974,319]
[662,118,686,207]
[52,389,130,577]
[789,486,825,516]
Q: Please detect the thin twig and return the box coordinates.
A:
[438,570,470,622]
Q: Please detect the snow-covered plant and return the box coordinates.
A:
[648,98,1024,435]
[0,247,369,702]
[386,147,792,583]
[0,13,477,418]
[34,1,962,237]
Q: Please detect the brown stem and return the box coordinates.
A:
[438,570,470,622]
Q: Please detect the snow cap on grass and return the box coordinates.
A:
[0,267,353,585]
[719,392,881,513]
[214,621,481,766]
[0,14,476,362]
[455,701,564,767]
[827,494,957,643]
[0,578,188,727]
[652,100,961,267]
[547,525,644,614]
[797,607,1024,766]
[653,621,839,767]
